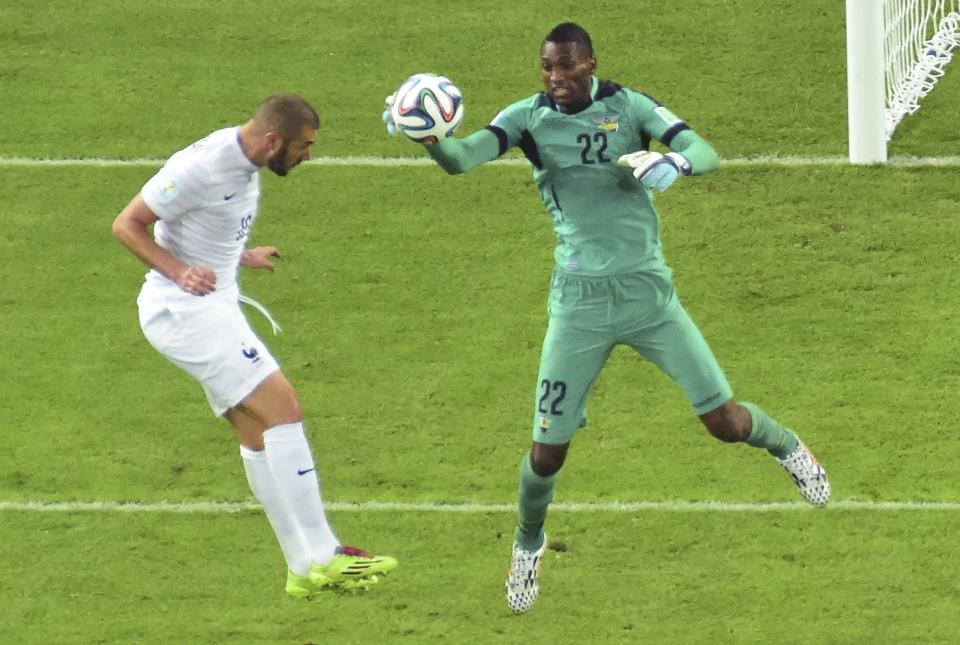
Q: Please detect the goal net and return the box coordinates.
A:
[846,0,960,162]
[884,0,960,139]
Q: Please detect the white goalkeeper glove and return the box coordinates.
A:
[617,150,691,191]
[382,93,397,136]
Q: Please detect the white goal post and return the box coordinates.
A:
[846,0,960,163]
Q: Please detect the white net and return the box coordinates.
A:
[884,0,960,139]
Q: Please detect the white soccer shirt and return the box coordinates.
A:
[139,127,260,312]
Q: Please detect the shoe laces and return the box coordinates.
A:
[337,545,371,558]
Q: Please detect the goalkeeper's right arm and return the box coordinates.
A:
[424,129,502,175]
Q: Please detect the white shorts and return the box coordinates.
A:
[139,299,280,416]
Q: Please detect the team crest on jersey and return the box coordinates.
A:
[539,417,551,433]
[594,114,620,132]
[157,178,179,204]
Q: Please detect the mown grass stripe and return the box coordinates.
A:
[1,155,959,167]
[1,499,959,513]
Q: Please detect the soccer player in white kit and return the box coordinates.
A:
[112,94,397,598]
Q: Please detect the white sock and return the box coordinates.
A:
[240,445,312,576]
[262,422,340,565]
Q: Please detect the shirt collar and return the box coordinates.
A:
[233,127,260,171]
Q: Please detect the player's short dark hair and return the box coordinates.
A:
[544,22,593,56]
[254,93,320,140]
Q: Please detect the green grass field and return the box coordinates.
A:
[2,2,960,643]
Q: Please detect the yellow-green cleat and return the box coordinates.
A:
[285,570,327,599]
[309,546,398,592]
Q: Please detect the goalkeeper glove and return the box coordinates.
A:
[382,93,397,136]
[617,150,691,191]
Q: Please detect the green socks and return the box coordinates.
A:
[741,402,799,459]
[515,452,555,551]
[512,404,795,551]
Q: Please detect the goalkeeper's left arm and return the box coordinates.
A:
[667,129,720,176]
[618,129,720,191]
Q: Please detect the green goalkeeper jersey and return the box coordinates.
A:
[427,76,720,277]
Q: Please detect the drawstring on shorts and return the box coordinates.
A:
[238,294,283,335]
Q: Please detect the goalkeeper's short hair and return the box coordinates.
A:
[544,22,593,56]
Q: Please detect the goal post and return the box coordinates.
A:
[846,0,960,163]
[847,0,887,163]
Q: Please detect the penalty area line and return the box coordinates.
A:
[1,499,959,514]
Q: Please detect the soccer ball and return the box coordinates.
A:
[390,73,465,143]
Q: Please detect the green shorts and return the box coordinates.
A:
[531,268,733,445]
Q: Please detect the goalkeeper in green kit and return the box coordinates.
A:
[384,22,831,614]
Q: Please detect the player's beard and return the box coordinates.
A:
[267,141,291,177]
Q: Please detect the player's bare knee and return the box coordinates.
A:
[700,404,750,443]
[707,422,745,443]
[530,443,568,476]
[240,372,304,426]
[286,394,303,423]
[531,455,563,477]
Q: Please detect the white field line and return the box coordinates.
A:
[1,155,960,168]
[1,499,959,514]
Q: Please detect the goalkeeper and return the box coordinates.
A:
[384,22,831,614]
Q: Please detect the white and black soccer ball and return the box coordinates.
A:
[390,73,465,143]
